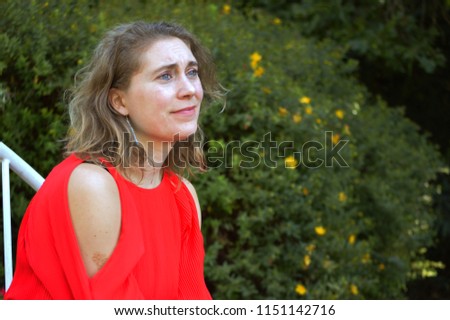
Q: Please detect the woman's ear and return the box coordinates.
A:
[109,88,129,116]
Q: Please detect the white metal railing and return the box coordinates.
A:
[0,141,45,291]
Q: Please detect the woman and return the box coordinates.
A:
[5,21,222,299]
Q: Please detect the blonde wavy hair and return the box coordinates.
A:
[65,21,222,177]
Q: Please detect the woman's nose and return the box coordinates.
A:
[177,75,196,98]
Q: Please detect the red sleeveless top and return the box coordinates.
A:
[5,154,211,299]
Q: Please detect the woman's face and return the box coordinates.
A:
[114,37,203,146]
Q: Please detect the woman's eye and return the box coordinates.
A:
[159,73,172,81]
[187,69,199,78]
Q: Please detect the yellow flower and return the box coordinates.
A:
[348,234,356,245]
[306,244,316,253]
[335,109,344,119]
[278,107,289,116]
[362,253,371,264]
[315,118,322,124]
[332,133,340,145]
[285,155,298,169]
[250,52,261,61]
[253,66,265,77]
[350,284,359,295]
[378,263,385,271]
[305,106,313,115]
[250,52,262,69]
[304,255,311,268]
[273,17,282,25]
[293,113,302,124]
[339,192,347,202]
[299,96,311,104]
[223,4,231,14]
[302,187,309,196]
[295,284,307,296]
[262,87,272,94]
[315,226,326,236]
[344,124,351,135]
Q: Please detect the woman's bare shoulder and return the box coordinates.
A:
[69,162,117,192]
[68,162,122,277]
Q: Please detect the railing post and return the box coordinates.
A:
[2,158,13,291]
[0,142,44,192]
[0,141,45,292]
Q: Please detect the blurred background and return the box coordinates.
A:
[1,0,449,299]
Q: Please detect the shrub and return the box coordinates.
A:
[0,0,101,293]
[0,0,442,299]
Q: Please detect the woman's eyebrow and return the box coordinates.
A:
[152,60,198,74]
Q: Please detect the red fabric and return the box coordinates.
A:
[5,154,211,300]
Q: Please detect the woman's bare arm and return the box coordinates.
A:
[68,163,121,277]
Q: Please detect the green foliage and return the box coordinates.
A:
[0,0,102,292]
[235,0,448,74]
[0,0,443,299]
[0,0,101,174]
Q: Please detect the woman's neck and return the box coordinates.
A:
[124,138,174,189]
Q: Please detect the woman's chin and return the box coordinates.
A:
[173,125,199,141]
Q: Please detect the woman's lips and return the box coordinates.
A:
[171,106,196,115]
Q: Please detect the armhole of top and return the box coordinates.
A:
[83,160,111,174]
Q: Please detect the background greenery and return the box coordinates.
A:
[1,0,448,299]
